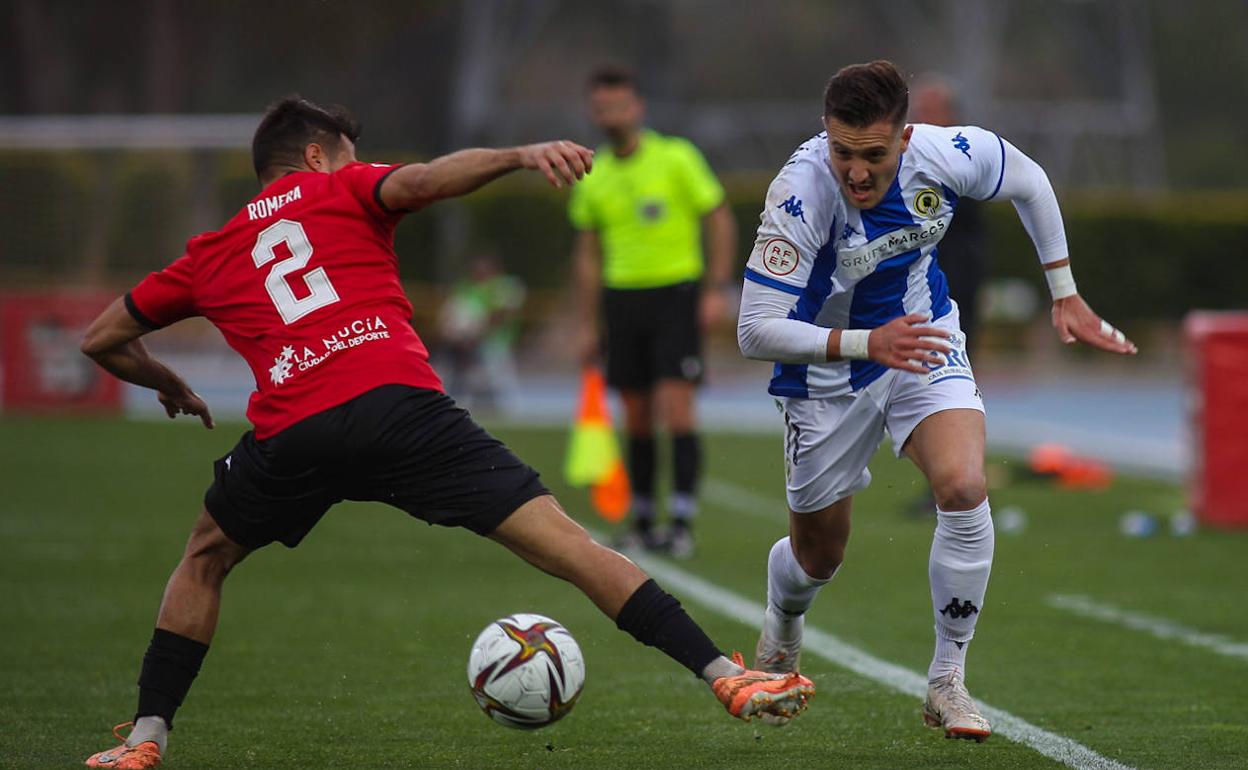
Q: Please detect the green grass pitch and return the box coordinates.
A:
[2,416,1247,769]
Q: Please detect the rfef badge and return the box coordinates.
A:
[762,238,800,276]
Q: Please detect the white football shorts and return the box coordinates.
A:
[777,314,984,514]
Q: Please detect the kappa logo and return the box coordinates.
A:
[841,222,859,241]
[776,195,807,223]
[939,597,979,619]
[951,132,972,159]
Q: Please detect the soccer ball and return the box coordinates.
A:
[467,613,585,729]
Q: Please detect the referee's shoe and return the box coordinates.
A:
[611,523,664,553]
[613,522,696,559]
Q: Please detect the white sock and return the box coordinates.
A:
[670,492,697,522]
[128,715,169,753]
[767,536,834,616]
[930,634,969,682]
[700,654,746,684]
[632,495,656,524]
[928,498,994,681]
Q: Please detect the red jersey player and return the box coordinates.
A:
[80,97,813,768]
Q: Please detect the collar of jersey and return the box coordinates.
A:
[603,128,657,165]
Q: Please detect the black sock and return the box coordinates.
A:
[135,628,209,728]
[672,432,701,497]
[627,436,657,518]
[615,579,722,676]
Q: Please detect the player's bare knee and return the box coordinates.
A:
[800,554,841,581]
[793,539,843,580]
[931,470,987,512]
[182,522,248,584]
[183,542,244,584]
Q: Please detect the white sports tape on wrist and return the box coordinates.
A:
[839,329,871,360]
[1044,264,1078,300]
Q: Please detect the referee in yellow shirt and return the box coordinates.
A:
[569,65,737,558]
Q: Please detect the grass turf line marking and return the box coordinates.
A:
[701,478,787,522]
[599,536,1135,770]
[1048,593,1248,662]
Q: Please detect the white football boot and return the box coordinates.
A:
[923,669,992,742]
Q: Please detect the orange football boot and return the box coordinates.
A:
[712,651,815,725]
[84,722,162,769]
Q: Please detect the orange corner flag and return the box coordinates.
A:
[564,367,630,521]
[591,461,631,522]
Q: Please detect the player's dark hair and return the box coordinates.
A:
[823,60,909,128]
[587,64,640,94]
[251,96,361,177]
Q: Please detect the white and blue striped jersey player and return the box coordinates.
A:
[738,123,1068,511]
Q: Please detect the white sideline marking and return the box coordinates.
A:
[701,478,786,522]
[601,539,1135,770]
[1048,593,1248,662]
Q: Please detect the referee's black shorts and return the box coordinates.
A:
[203,385,549,549]
[602,281,703,391]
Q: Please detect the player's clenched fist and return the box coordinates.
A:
[519,140,595,188]
[865,313,952,374]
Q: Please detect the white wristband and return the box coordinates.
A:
[838,329,871,360]
[1044,264,1078,300]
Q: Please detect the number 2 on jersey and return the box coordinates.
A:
[251,219,340,324]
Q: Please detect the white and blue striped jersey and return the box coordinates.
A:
[744,124,1007,399]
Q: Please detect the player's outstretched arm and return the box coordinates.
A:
[989,138,1137,356]
[1046,265,1137,355]
[81,297,214,428]
[380,141,594,211]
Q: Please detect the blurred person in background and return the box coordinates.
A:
[911,74,986,358]
[568,65,737,559]
[907,74,989,516]
[737,60,1136,744]
[437,252,526,413]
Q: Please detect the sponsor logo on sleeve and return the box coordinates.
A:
[761,238,800,276]
[913,187,942,217]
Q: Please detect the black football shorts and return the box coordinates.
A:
[602,281,704,390]
[204,385,549,549]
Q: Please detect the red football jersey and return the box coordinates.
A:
[128,162,443,439]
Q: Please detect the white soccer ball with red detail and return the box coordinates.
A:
[467,613,586,729]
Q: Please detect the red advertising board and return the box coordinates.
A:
[0,291,122,414]
[1185,312,1248,528]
